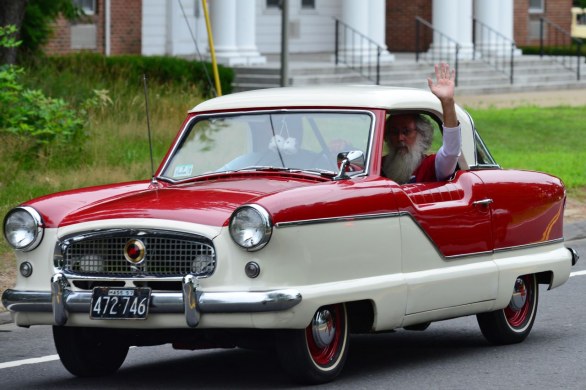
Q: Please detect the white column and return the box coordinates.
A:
[236,0,266,65]
[368,0,394,62]
[165,0,198,56]
[209,0,246,66]
[457,0,474,57]
[499,0,521,55]
[342,0,368,36]
[430,0,474,60]
[341,0,393,62]
[473,0,520,57]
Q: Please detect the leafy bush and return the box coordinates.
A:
[521,44,586,56]
[0,25,96,160]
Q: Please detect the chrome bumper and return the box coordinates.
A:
[2,273,302,328]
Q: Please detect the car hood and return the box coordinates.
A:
[24,175,322,228]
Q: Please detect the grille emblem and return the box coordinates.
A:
[124,239,146,265]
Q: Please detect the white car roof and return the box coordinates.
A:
[188,85,475,169]
[189,85,448,113]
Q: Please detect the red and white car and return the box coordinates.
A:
[2,86,579,384]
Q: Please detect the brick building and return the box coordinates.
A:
[385,0,573,53]
[44,0,141,55]
[44,0,573,59]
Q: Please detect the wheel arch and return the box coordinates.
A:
[536,270,554,289]
[346,299,375,333]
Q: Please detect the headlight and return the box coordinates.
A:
[229,205,272,251]
[3,206,44,251]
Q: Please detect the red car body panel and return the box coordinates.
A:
[474,169,565,249]
[24,174,326,229]
[394,171,493,257]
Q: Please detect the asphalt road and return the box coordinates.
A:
[1,226,585,389]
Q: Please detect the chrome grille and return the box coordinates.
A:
[57,230,216,278]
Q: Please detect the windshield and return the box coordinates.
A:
[160,111,374,181]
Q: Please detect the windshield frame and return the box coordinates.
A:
[157,108,377,183]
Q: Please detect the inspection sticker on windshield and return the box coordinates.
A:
[173,164,193,178]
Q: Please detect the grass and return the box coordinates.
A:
[468,106,586,190]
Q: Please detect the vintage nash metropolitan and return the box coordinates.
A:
[2,86,579,384]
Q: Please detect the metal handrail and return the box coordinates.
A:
[334,18,382,84]
[540,17,582,80]
[415,16,459,86]
[472,18,515,84]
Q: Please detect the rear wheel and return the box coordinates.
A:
[53,326,129,377]
[477,274,538,345]
[276,303,349,384]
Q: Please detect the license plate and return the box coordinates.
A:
[90,287,151,320]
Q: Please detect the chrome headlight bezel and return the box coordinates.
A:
[3,206,44,251]
[229,204,272,251]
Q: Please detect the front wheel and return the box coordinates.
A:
[53,326,129,377]
[276,303,349,384]
[477,274,539,345]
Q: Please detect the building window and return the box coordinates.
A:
[267,0,315,8]
[73,0,96,15]
[529,0,544,13]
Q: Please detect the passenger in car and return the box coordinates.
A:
[382,62,461,184]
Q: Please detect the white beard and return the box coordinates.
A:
[382,137,427,184]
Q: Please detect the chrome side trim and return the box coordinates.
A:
[275,212,402,228]
[493,238,565,254]
[275,210,565,260]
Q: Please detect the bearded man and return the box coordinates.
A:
[382,63,461,184]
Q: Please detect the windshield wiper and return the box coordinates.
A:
[231,166,290,172]
[296,168,337,178]
[230,166,336,178]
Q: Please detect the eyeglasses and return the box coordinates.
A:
[388,127,416,137]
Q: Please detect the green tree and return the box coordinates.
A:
[0,0,28,64]
[20,0,79,58]
[0,0,78,64]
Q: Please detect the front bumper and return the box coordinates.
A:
[2,273,302,328]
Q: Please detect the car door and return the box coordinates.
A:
[393,170,499,315]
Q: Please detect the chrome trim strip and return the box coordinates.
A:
[275,212,402,228]
[493,238,565,254]
[275,211,564,260]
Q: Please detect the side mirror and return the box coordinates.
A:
[334,150,365,180]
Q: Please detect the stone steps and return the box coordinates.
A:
[232,54,585,95]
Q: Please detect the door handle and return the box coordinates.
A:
[473,198,493,207]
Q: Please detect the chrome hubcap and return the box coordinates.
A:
[509,277,527,311]
[311,309,336,349]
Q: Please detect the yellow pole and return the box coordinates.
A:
[201,0,222,96]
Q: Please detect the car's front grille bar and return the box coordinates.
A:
[54,229,216,278]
